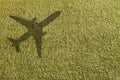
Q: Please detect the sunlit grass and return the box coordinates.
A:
[0,0,120,80]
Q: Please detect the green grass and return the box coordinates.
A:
[0,0,120,80]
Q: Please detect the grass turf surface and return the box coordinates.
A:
[0,0,120,80]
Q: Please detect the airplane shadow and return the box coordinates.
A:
[8,11,62,58]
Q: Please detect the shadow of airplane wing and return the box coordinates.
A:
[9,15,32,29]
[32,31,42,58]
[35,38,42,58]
[38,11,62,28]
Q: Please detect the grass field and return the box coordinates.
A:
[0,0,120,80]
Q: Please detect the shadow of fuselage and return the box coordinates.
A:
[8,11,62,58]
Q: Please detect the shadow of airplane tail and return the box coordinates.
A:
[7,37,20,52]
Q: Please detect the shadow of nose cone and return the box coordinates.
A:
[52,11,62,18]
[32,17,37,21]
[55,11,62,15]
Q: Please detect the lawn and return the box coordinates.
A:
[0,0,120,80]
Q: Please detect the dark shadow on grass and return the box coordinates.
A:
[7,11,62,58]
